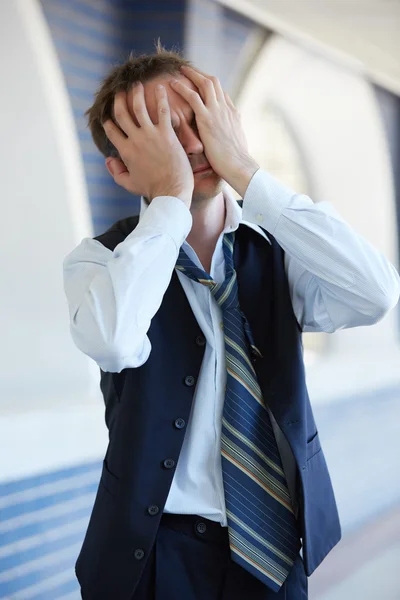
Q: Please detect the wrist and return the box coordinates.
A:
[176,188,193,209]
[140,196,193,245]
[225,157,260,198]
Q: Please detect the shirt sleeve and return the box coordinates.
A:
[241,168,400,333]
[63,196,192,372]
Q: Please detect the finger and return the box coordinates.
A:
[224,90,236,109]
[175,69,216,105]
[103,119,127,155]
[155,84,172,130]
[113,91,138,136]
[180,66,224,102]
[130,82,154,129]
[170,80,207,115]
[182,65,210,78]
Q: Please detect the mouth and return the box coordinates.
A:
[193,165,213,175]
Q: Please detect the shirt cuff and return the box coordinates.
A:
[241,168,297,234]
[129,195,193,250]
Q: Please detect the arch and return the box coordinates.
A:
[236,36,400,402]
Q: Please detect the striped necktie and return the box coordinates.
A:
[176,231,301,592]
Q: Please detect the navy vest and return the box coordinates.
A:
[75,215,341,599]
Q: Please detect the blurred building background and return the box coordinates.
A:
[1,0,399,598]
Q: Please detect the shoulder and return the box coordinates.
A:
[93,215,140,251]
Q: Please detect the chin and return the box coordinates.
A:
[192,175,224,204]
[194,171,222,187]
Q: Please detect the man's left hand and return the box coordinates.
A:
[170,66,259,196]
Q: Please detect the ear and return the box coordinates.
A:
[105,157,132,191]
[105,157,128,178]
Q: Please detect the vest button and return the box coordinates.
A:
[184,375,196,387]
[195,335,206,347]
[163,458,175,469]
[133,548,145,560]
[174,418,186,429]
[196,521,207,534]
[147,504,160,516]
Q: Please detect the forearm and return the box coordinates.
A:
[63,196,192,371]
[242,169,400,329]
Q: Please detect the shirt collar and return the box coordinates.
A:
[139,185,271,245]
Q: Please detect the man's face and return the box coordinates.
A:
[126,73,225,205]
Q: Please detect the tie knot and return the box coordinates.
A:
[176,233,237,310]
[175,232,262,353]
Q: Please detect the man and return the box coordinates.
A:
[63,43,400,600]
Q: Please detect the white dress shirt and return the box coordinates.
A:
[63,168,400,526]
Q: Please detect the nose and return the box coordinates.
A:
[178,124,204,158]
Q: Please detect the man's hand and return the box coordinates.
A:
[170,66,259,197]
[103,83,194,207]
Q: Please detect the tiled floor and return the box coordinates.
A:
[0,385,399,599]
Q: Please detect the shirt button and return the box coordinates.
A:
[163,458,175,469]
[195,335,206,347]
[174,418,186,429]
[220,322,224,330]
[133,548,145,560]
[256,213,264,223]
[196,521,207,534]
[147,504,160,516]
[184,375,196,387]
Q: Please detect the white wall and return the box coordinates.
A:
[0,0,106,481]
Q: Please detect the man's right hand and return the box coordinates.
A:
[103,83,194,208]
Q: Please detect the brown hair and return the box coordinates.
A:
[85,38,193,158]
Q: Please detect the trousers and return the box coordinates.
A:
[132,513,308,599]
